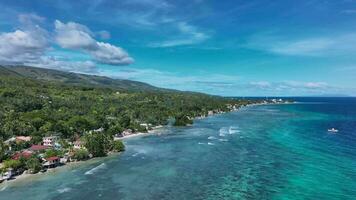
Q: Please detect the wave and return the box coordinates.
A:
[207,142,215,145]
[219,139,228,142]
[198,142,205,145]
[57,187,72,193]
[219,127,228,136]
[85,163,107,175]
[0,185,7,191]
[228,126,240,134]
[208,136,217,140]
[132,152,140,157]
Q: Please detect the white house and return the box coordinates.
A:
[43,136,58,147]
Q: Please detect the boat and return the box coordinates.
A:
[328,128,339,133]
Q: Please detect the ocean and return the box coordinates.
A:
[0,97,355,200]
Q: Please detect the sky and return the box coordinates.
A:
[0,0,356,96]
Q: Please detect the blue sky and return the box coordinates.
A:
[0,0,356,96]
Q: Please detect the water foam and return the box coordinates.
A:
[85,163,107,175]
[208,136,217,140]
[57,187,72,193]
[228,126,240,134]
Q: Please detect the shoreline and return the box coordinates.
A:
[0,153,119,188]
[118,101,292,140]
[0,101,291,188]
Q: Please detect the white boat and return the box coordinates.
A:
[328,128,339,133]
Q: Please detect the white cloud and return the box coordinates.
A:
[247,81,330,94]
[0,13,49,65]
[270,38,335,56]
[249,81,272,88]
[97,30,111,40]
[150,22,210,47]
[55,20,96,50]
[246,33,356,56]
[0,28,48,64]
[29,57,98,73]
[0,14,133,73]
[54,20,133,65]
[18,13,45,26]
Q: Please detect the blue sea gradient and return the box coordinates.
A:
[0,97,355,199]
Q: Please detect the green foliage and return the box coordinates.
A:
[0,65,255,146]
[174,115,193,126]
[25,156,42,174]
[44,149,62,158]
[72,149,89,161]
[3,159,24,170]
[112,140,125,152]
[8,141,31,151]
[0,139,5,162]
[84,132,112,157]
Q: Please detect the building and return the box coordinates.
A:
[12,151,33,160]
[43,156,60,168]
[30,145,49,152]
[43,136,58,147]
[16,136,32,142]
[121,129,133,136]
[73,140,85,149]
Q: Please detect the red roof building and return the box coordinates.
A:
[30,145,49,151]
[45,156,60,162]
[43,156,60,168]
[12,151,33,160]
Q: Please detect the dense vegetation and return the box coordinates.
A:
[0,66,254,162]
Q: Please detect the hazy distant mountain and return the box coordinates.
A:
[0,65,165,92]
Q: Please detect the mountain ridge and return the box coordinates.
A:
[0,65,166,92]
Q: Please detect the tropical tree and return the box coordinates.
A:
[0,139,6,162]
[25,157,42,174]
[72,149,89,161]
[84,132,112,157]
[3,159,24,171]
[112,140,125,152]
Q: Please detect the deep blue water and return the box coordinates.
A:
[0,97,355,199]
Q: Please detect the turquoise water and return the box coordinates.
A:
[0,98,355,199]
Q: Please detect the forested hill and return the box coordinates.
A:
[0,65,254,142]
[0,65,163,92]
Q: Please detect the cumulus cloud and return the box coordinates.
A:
[54,20,133,65]
[0,15,133,73]
[0,27,48,64]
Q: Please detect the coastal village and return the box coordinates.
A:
[0,128,129,183]
[0,99,290,184]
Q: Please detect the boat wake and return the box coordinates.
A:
[85,163,107,175]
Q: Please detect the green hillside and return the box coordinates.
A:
[0,65,252,143]
[0,65,162,92]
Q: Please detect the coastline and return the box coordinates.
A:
[118,101,292,140]
[0,153,119,188]
[0,100,291,188]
